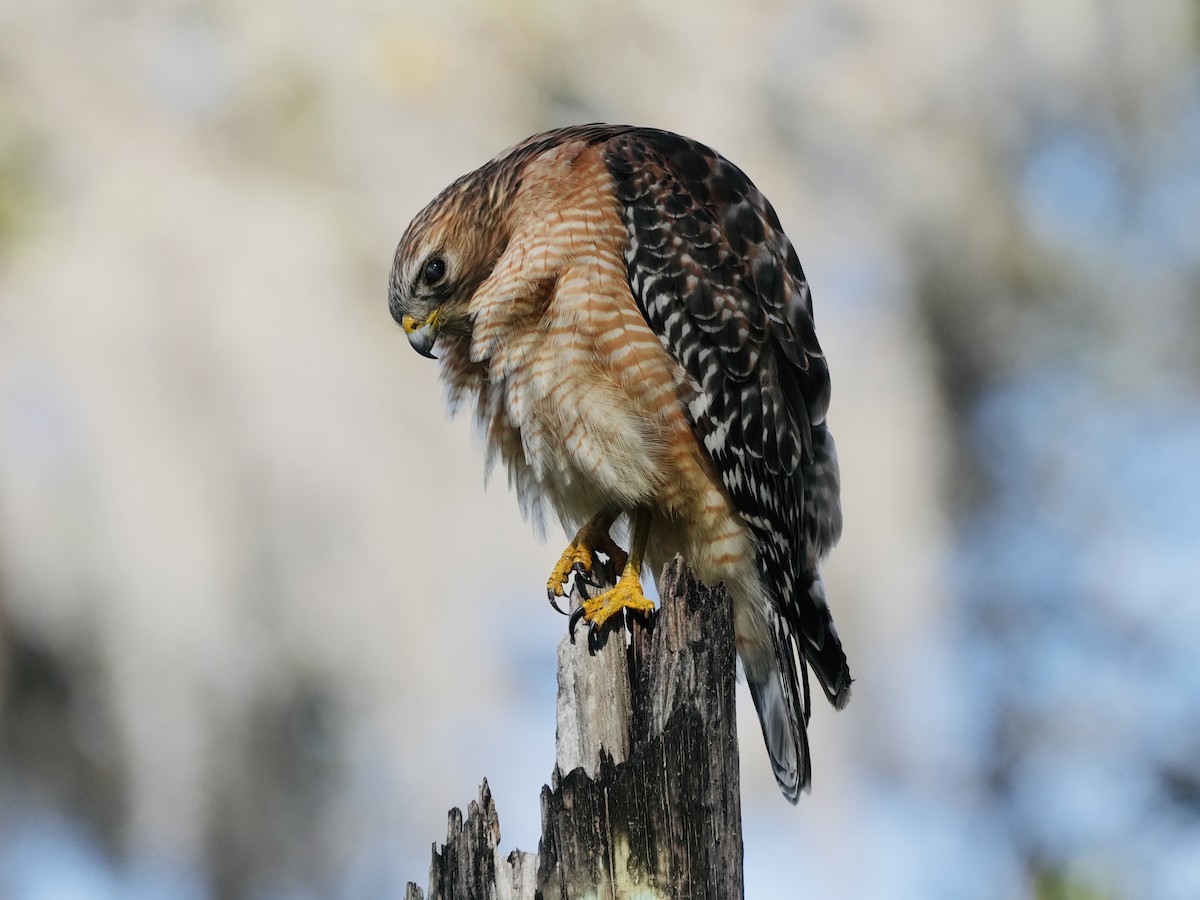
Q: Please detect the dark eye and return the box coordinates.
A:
[423,256,446,286]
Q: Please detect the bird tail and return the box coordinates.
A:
[745,572,851,801]
[745,622,811,802]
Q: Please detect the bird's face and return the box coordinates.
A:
[389,183,506,360]
[388,222,464,359]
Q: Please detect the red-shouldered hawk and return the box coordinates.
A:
[389,125,851,800]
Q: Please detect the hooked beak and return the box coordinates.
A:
[401,309,440,359]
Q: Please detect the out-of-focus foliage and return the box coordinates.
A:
[0,92,42,253]
[0,1,1197,898]
[1036,866,1118,900]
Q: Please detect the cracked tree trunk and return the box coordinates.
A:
[406,557,744,900]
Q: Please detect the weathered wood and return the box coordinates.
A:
[553,556,631,776]
[406,779,537,900]
[408,557,744,899]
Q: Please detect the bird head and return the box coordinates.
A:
[389,175,509,359]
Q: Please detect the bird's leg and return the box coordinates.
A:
[547,507,628,614]
[569,507,656,652]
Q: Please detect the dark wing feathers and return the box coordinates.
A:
[604,128,851,792]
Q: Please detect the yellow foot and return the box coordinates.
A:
[547,517,628,613]
[568,568,656,653]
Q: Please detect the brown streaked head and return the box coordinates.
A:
[389,171,512,359]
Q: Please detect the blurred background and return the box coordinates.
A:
[1,1,1198,898]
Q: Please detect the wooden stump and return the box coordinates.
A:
[408,557,744,900]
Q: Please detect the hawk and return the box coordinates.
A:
[389,125,851,799]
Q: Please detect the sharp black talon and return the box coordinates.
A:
[587,622,601,655]
[575,577,590,601]
[548,588,568,616]
[572,561,588,578]
[568,606,586,643]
